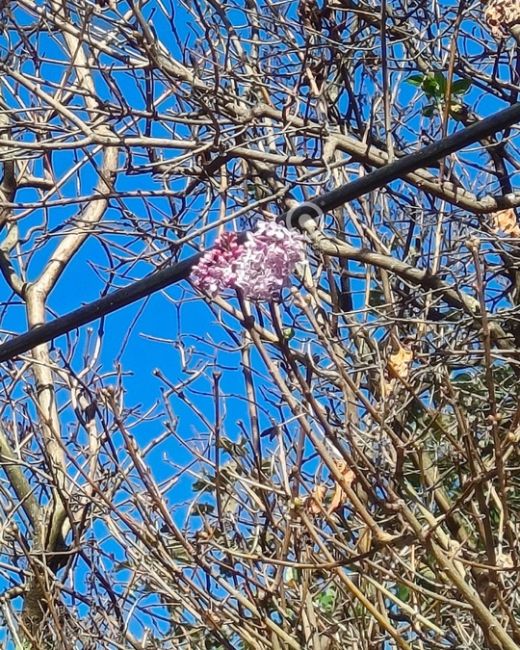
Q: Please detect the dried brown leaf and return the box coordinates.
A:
[328,461,355,513]
[383,344,414,397]
[356,526,373,554]
[387,345,413,381]
[306,484,327,515]
[491,208,520,237]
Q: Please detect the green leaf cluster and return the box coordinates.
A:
[406,71,472,117]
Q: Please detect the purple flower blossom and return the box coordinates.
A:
[190,231,244,296]
[190,221,305,300]
[235,221,305,300]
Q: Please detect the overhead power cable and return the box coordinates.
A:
[1,102,520,363]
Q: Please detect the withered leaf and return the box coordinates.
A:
[328,461,355,513]
[387,345,413,381]
[306,484,327,515]
[491,209,520,237]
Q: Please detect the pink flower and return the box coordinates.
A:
[235,221,305,300]
[190,221,305,300]
[190,231,244,296]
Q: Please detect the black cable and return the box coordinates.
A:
[1,103,519,363]
[0,231,250,363]
[290,101,520,221]
[0,253,201,363]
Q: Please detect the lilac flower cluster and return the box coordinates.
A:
[235,220,306,299]
[190,221,305,300]
[190,231,243,296]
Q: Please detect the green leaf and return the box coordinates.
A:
[260,425,279,440]
[192,475,213,492]
[422,103,436,117]
[282,327,295,340]
[421,77,440,99]
[165,542,195,564]
[284,567,300,586]
[433,71,447,94]
[396,584,410,602]
[406,74,424,86]
[449,102,467,121]
[368,288,385,306]
[316,586,336,613]
[451,78,472,95]
[451,372,473,385]
[192,503,214,516]
[220,437,247,457]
